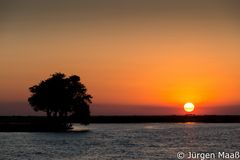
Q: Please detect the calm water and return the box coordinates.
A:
[0,123,240,160]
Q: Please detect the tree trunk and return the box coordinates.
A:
[47,109,51,117]
[53,111,57,117]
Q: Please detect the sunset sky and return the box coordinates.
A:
[1,0,240,115]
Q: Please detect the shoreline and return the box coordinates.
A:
[1,115,240,123]
[90,115,240,123]
[0,115,240,132]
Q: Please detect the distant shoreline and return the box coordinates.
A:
[91,115,240,123]
[0,115,240,132]
[1,115,240,123]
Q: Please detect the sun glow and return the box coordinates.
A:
[184,102,195,112]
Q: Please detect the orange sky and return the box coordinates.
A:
[0,0,240,115]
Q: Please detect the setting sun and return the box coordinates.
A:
[184,102,195,112]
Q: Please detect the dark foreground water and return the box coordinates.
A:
[0,123,240,160]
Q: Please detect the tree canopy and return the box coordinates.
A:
[28,73,92,125]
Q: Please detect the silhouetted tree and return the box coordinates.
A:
[28,73,92,125]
